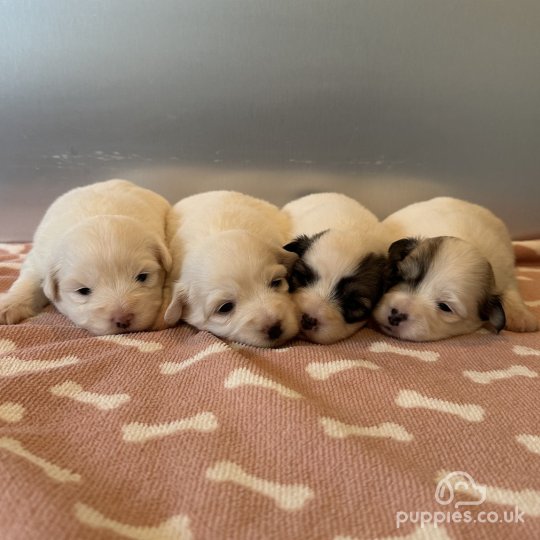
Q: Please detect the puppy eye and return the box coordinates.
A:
[437,302,452,313]
[136,273,149,283]
[76,287,92,296]
[270,278,283,288]
[216,302,235,314]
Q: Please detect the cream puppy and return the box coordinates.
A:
[0,179,172,335]
[374,197,538,341]
[164,191,299,347]
[282,193,387,344]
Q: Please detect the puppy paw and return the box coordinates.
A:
[0,296,37,325]
[505,307,539,333]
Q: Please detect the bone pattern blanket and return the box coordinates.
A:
[1,242,539,540]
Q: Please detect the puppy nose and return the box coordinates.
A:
[388,308,408,327]
[301,313,318,331]
[112,312,134,330]
[267,322,283,341]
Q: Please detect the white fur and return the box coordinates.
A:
[0,180,173,335]
[374,197,538,341]
[164,191,299,347]
[282,193,388,344]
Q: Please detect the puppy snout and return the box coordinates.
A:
[266,322,283,341]
[112,312,134,330]
[301,313,318,331]
[388,308,408,327]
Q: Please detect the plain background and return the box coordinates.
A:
[0,1,538,241]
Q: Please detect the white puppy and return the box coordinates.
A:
[282,193,388,344]
[0,179,173,335]
[164,191,299,347]
[374,197,538,341]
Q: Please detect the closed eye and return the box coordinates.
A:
[437,302,452,313]
[270,278,284,288]
[136,272,149,283]
[76,287,91,296]
[216,302,235,314]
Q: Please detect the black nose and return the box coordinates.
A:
[388,308,408,327]
[301,313,318,331]
[267,322,283,340]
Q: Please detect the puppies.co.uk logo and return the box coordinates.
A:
[434,471,487,507]
[395,471,525,529]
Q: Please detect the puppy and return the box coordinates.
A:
[0,179,172,335]
[374,197,538,341]
[282,193,387,344]
[164,191,299,347]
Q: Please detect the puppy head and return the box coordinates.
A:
[284,230,387,344]
[373,236,505,341]
[44,215,171,335]
[164,229,299,347]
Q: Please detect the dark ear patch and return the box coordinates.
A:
[383,237,419,291]
[388,237,419,264]
[287,258,317,292]
[334,253,387,323]
[283,231,328,257]
[479,294,506,333]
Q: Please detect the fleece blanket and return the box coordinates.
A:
[0,242,539,540]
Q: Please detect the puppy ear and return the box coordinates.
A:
[283,230,327,258]
[153,239,172,272]
[43,267,59,302]
[383,238,419,291]
[164,281,187,325]
[479,294,506,333]
[283,234,312,257]
[278,248,298,270]
[388,237,419,264]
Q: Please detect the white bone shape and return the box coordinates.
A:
[369,342,439,362]
[224,368,302,399]
[50,380,130,410]
[160,343,229,374]
[396,390,484,422]
[306,359,380,380]
[206,461,314,511]
[463,365,537,384]
[0,437,81,483]
[0,402,25,423]
[320,417,413,442]
[0,355,79,377]
[516,434,540,455]
[123,412,218,443]
[74,502,192,540]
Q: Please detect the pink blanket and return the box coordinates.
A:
[1,241,539,539]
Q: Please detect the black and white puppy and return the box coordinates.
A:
[374,197,538,341]
[282,193,387,344]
